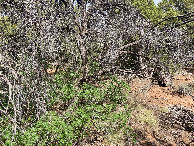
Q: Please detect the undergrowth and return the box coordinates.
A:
[0,70,134,145]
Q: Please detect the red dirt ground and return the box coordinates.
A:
[130,72,193,110]
[128,71,194,146]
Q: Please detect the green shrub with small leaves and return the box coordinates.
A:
[0,71,133,145]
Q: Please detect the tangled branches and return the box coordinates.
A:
[0,0,193,141]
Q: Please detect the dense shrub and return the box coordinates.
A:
[1,73,132,145]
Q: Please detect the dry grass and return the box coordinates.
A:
[133,105,159,129]
[172,82,194,96]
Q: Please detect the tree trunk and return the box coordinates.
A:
[79,2,88,80]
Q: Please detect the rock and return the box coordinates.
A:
[160,105,194,132]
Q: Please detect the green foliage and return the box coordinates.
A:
[17,112,78,145]
[1,71,133,145]
[0,116,13,145]
[0,16,17,36]
[158,0,194,29]
[158,0,193,15]
[129,0,164,24]
[131,0,193,28]
[88,61,100,75]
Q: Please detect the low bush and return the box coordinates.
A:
[173,82,193,96]
[0,71,134,145]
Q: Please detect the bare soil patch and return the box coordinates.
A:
[130,72,193,110]
[128,71,194,145]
